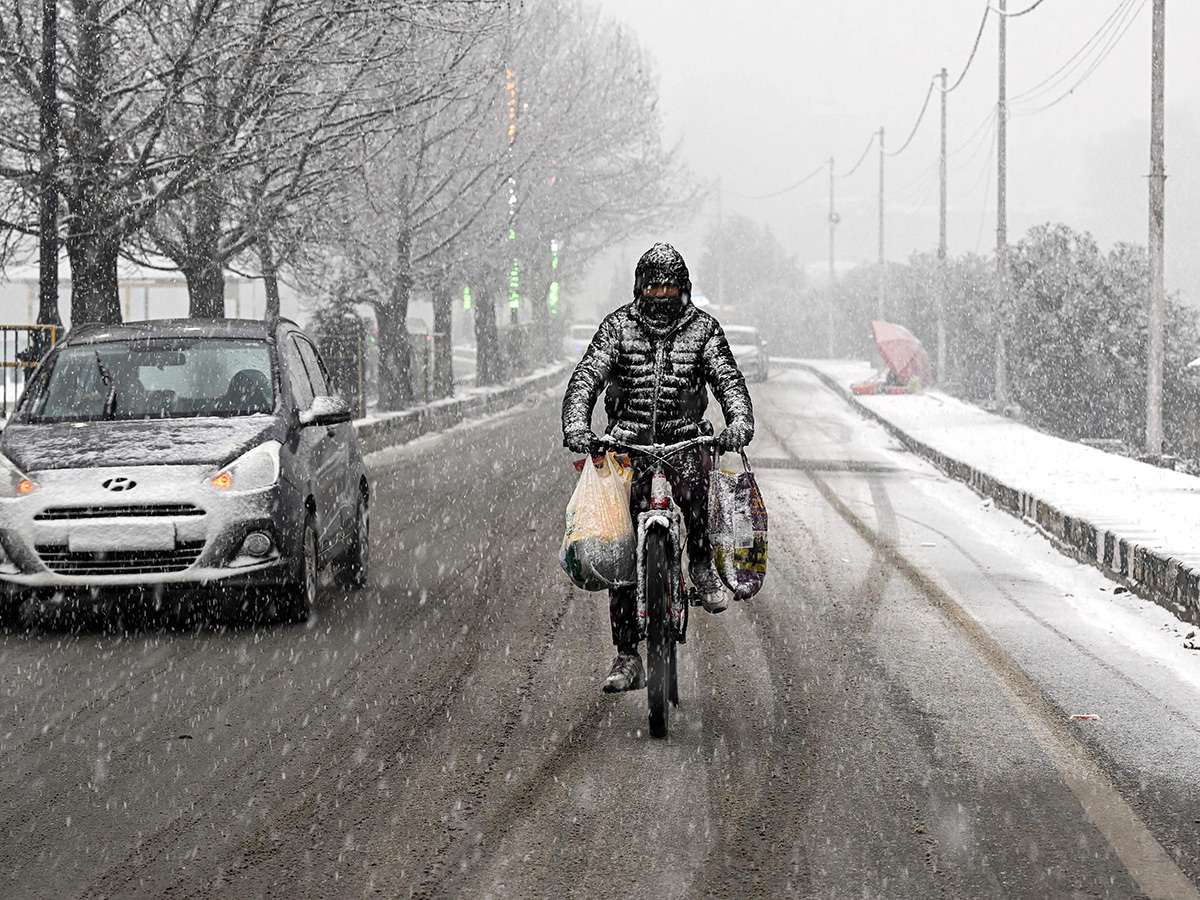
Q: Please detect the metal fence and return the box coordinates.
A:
[0,325,59,417]
[408,332,450,403]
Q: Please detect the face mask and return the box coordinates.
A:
[640,295,684,323]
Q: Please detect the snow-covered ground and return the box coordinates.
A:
[801,358,1200,576]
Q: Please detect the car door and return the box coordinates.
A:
[293,334,354,552]
[283,334,339,557]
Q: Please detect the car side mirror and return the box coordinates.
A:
[298,395,352,427]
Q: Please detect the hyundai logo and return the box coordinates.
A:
[102,477,137,492]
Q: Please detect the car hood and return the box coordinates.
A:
[1,416,279,471]
[728,343,758,355]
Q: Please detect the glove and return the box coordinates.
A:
[717,426,749,454]
[564,429,596,455]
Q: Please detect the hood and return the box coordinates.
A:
[631,242,695,337]
[633,242,692,301]
[1,416,279,472]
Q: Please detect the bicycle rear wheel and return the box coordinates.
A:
[645,530,673,739]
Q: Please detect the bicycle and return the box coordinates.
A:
[597,433,716,739]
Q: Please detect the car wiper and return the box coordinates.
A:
[94,351,117,420]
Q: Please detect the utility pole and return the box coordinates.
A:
[1146,0,1166,456]
[877,126,885,320]
[37,0,62,337]
[937,67,948,384]
[994,0,1009,404]
[828,157,838,357]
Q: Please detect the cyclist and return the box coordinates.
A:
[562,242,755,693]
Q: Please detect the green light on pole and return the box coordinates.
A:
[548,280,559,313]
[462,285,472,310]
[509,257,520,309]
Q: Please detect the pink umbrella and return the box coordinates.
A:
[870,320,932,385]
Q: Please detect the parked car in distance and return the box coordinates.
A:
[564,323,598,358]
[0,317,369,623]
[723,325,770,382]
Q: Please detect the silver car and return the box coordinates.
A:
[564,323,597,358]
[0,318,369,623]
[723,325,770,383]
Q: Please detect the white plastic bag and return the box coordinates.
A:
[559,453,635,591]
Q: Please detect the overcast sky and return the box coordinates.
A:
[592,0,1200,304]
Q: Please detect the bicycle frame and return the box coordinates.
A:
[600,433,715,737]
[601,436,713,636]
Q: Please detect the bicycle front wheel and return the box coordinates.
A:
[644,529,673,739]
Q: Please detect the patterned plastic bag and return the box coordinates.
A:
[559,453,635,591]
[708,451,768,600]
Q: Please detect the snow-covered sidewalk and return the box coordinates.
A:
[353,362,570,455]
[797,359,1200,628]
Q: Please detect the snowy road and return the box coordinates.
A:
[2,368,1200,898]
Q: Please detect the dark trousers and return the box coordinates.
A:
[609,448,712,650]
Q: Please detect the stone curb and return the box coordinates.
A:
[794,361,1200,628]
[353,363,571,456]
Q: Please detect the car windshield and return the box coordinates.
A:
[21,338,276,423]
[570,325,595,340]
[725,327,758,342]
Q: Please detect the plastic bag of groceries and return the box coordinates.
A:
[708,450,768,600]
[559,452,635,591]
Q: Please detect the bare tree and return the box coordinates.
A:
[0,0,246,323]
[323,0,696,408]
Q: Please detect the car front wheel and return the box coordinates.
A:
[278,519,318,624]
[334,491,369,590]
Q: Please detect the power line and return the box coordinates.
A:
[725,161,828,200]
[1014,0,1147,114]
[949,105,998,157]
[885,77,938,157]
[947,2,991,93]
[893,156,939,199]
[841,131,877,179]
[972,129,997,255]
[1010,0,1137,105]
[991,0,1051,16]
[952,107,998,173]
[894,159,941,205]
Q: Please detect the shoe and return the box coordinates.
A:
[602,651,645,693]
[690,564,728,614]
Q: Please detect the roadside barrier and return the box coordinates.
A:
[786,359,1200,629]
[353,362,571,456]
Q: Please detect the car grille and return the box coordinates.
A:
[34,541,206,576]
[34,503,205,521]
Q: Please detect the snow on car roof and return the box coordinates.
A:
[64,318,275,345]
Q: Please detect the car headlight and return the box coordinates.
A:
[0,453,34,498]
[209,440,281,492]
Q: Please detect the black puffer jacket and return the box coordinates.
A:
[562,301,754,445]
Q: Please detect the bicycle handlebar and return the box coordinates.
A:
[595,433,716,458]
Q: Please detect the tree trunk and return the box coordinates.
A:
[184,262,226,318]
[259,234,281,320]
[375,300,413,409]
[185,183,225,317]
[473,286,504,386]
[432,269,454,399]
[65,0,121,327]
[65,226,121,325]
[375,224,415,410]
[530,270,557,365]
